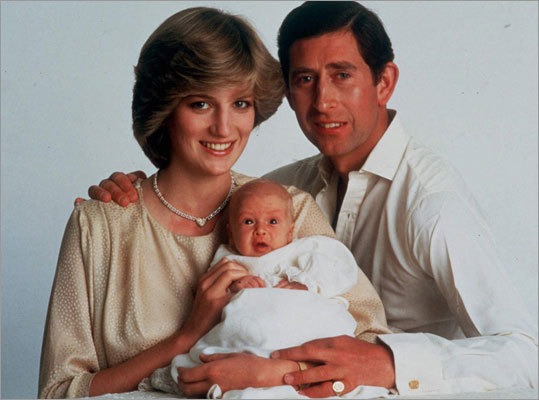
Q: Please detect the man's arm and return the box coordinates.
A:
[377,192,537,395]
[271,191,537,396]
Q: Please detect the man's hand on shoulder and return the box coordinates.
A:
[75,171,146,207]
[271,335,395,397]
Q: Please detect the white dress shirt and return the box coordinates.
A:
[264,110,537,395]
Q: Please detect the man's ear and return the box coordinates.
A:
[285,86,295,110]
[376,62,399,106]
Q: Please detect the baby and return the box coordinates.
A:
[141,179,389,399]
[224,178,334,294]
[210,179,362,299]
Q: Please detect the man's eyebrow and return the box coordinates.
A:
[326,62,357,71]
[290,62,358,75]
[290,67,315,76]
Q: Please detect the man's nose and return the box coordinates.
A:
[313,79,337,111]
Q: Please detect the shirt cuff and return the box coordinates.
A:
[378,332,442,395]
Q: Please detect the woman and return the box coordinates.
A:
[39,7,387,398]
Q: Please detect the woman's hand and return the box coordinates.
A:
[180,258,249,346]
[176,352,299,397]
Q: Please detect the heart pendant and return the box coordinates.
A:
[196,218,207,227]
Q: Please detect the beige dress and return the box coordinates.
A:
[38,172,389,398]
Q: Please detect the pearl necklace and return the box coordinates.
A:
[153,171,235,227]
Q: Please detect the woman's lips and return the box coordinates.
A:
[200,141,234,155]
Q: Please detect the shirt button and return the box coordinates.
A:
[408,380,419,390]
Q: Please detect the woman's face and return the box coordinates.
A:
[167,84,255,178]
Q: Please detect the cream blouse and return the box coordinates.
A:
[38,172,388,398]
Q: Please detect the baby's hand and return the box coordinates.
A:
[274,279,308,291]
[229,275,266,293]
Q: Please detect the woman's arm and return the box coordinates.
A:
[88,332,191,396]
[89,257,249,396]
[176,353,302,396]
[40,206,248,398]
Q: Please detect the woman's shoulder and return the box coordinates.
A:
[231,171,257,186]
[72,197,141,230]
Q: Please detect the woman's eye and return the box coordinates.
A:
[191,101,209,110]
[242,219,254,225]
[269,219,278,224]
[234,100,252,109]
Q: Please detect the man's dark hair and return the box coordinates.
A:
[278,1,394,86]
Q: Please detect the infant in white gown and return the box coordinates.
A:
[141,179,389,399]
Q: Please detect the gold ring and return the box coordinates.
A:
[332,380,345,396]
[296,361,310,391]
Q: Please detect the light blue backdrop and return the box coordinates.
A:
[1,1,537,398]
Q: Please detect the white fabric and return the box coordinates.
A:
[170,236,388,398]
[88,386,539,400]
[207,382,388,399]
[264,110,538,395]
[211,235,359,297]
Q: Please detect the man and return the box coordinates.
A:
[88,2,537,397]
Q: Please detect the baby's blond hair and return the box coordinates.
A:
[229,179,293,222]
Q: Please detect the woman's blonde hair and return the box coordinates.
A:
[132,7,285,168]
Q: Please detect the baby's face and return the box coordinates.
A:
[228,192,294,257]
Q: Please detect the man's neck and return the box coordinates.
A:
[330,108,391,181]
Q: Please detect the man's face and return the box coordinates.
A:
[286,29,387,169]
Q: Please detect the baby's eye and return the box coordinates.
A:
[269,219,278,224]
[191,101,209,110]
[242,219,254,225]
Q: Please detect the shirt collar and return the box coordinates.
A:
[360,110,410,181]
[318,155,334,186]
[317,109,410,183]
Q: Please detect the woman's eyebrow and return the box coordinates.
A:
[185,91,253,100]
[184,93,213,99]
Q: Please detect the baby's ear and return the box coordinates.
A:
[227,223,235,247]
[287,222,295,243]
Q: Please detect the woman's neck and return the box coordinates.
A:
[156,167,232,216]
[141,166,234,236]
